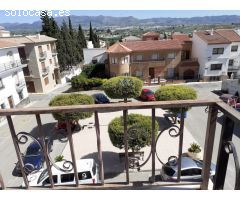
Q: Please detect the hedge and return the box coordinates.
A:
[102,76,143,101]
[108,114,159,152]
[71,75,107,91]
[82,63,107,78]
[155,85,197,113]
[49,94,94,121]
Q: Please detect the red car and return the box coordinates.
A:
[140,89,156,101]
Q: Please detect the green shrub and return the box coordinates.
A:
[108,114,159,152]
[102,76,143,101]
[71,75,106,91]
[55,155,64,162]
[49,93,94,121]
[82,63,107,78]
[155,85,197,113]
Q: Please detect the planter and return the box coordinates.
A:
[187,151,201,160]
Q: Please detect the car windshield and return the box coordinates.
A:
[144,91,154,95]
[37,169,48,184]
[26,144,41,156]
[163,165,175,176]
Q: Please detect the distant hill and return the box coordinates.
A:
[1,15,240,33]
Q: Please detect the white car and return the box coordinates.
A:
[22,159,99,187]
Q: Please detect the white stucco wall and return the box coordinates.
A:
[0,47,29,109]
[83,48,107,65]
[222,79,240,95]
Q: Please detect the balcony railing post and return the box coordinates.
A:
[177,108,185,181]
[214,116,235,190]
[35,114,54,188]
[151,108,156,183]
[6,116,29,189]
[123,109,130,184]
[0,172,5,190]
[201,106,218,190]
[94,111,104,185]
[66,121,79,186]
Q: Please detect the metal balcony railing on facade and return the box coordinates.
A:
[0,60,24,74]
[0,100,239,190]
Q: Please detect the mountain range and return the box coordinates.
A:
[1,15,240,33]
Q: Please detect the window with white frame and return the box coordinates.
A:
[210,64,222,70]
[121,56,129,64]
[229,59,234,66]
[167,53,176,59]
[136,55,143,61]
[151,54,159,60]
[212,48,224,55]
[111,57,118,64]
[231,45,238,52]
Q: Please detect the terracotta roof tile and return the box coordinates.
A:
[194,31,231,44]
[0,38,24,49]
[107,43,132,53]
[215,29,240,42]
[172,34,192,43]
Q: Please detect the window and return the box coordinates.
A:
[191,168,202,176]
[163,165,175,176]
[229,59,234,66]
[49,59,52,65]
[167,53,176,59]
[78,171,92,180]
[111,57,118,64]
[43,175,58,185]
[231,45,238,52]
[52,73,55,80]
[181,169,192,176]
[41,62,46,70]
[38,46,43,54]
[61,173,74,183]
[212,48,224,55]
[44,77,49,85]
[151,54,159,60]
[210,64,222,70]
[136,55,143,61]
[0,79,4,89]
[18,91,24,100]
[0,103,6,109]
[136,71,143,77]
[121,56,129,64]
[47,45,50,51]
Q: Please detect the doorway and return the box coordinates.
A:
[8,96,14,108]
[149,68,155,79]
[26,81,36,93]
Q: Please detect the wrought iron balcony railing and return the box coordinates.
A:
[0,60,26,74]
[0,100,239,190]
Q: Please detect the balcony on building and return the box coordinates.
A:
[0,60,26,77]
[132,58,166,66]
[39,51,47,61]
[42,66,49,77]
[51,49,58,57]
[0,99,240,190]
[15,80,26,93]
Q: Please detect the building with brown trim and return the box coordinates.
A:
[106,32,199,81]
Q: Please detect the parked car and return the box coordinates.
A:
[92,93,110,104]
[140,89,156,101]
[22,159,99,187]
[160,156,215,181]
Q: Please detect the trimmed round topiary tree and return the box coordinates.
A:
[155,85,197,113]
[102,76,143,102]
[49,93,94,121]
[108,114,159,152]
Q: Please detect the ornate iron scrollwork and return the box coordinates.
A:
[224,141,240,190]
[16,131,73,174]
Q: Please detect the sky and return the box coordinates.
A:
[0,10,240,23]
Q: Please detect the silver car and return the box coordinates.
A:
[160,156,216,181]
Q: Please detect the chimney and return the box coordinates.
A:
[210,29,214,36]
[37,33,41,39]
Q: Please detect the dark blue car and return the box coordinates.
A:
[92,93,110,104]
[16,141,51,175]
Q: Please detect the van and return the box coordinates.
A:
[22,159,99,187]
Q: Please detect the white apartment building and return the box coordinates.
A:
[3,34,61,93]
[192,29,240,81]
[0,39,29,121]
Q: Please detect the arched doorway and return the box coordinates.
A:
[183,69,195,80]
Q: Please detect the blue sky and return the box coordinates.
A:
[0,10,240,23]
